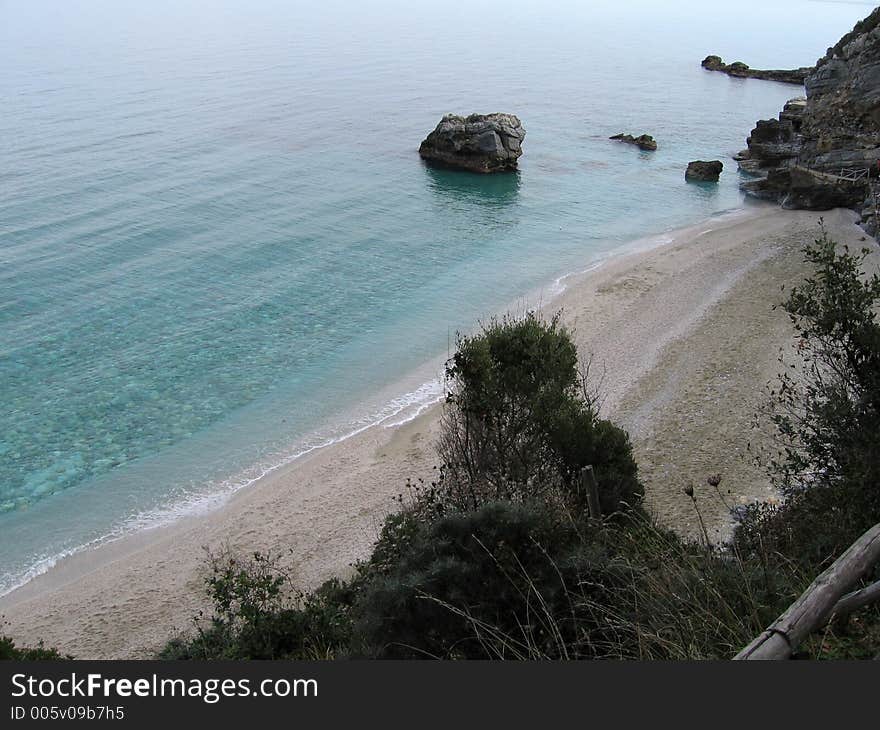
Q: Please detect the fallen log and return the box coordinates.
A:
[831,579,880,623]
[735,523,880,660]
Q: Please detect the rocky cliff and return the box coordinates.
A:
[738,8,880,227]
[419,114,525,173]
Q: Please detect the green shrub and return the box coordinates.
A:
[599,515,800,659]
[162,244,880,661]
[160,552,354,660]
[0,635,69,660]
[352,501,619,659]
[743,229,880,570]
[164,498,792,660]
[438,312,643,516]
[545,398,641,516]
[726,229,880,659]
[352,503,791,660]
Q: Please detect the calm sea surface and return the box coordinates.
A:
[0,0,874,593]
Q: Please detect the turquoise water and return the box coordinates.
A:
[0,0,874,594]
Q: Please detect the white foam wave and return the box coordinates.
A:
[0,375,448,597]
[1,206,758,598]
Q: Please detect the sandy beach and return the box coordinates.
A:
[0,204,870,659]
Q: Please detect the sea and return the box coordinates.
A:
[1,0,874,595]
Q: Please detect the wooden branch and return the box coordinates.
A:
[735,522,880,660]
[580,466,602,520]
[831,579,880,622]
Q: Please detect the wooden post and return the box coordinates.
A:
[580,466,602,521]
[735,522,880,660]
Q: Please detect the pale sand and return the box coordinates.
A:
[0,205,871,658]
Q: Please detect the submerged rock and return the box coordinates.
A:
[701,55,811,85]
[685,160,723,182]
[418,113,525,173]
[610,133,657,151]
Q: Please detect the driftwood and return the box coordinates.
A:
[832,579,880,623]
[735,523,880,660]
[579,466,602,520]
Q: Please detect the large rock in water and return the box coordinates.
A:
[418,113,525,172]
[686,160,723,182]
[738,7,880,219]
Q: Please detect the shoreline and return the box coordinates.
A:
[0,204,868,658]
[0,204,754,600]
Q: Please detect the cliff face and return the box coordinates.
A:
[801,9,880,172]
[739,8,880,222]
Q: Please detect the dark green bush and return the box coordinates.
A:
[0,635,69,660]
[160,552,354,660]
[352,501,620,659]
[438,312,643,516]
[545,398,641,516]
[741,230,880,570]
[163,495,797,661]
[161,242,880,662]
[352,503,792,660]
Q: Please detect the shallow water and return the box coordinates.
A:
[0,0,873,594]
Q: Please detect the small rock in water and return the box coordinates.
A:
[686,160,724,182]
[610,133,658,151]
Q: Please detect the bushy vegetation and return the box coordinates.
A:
[161,498,796,660]
[160,552,354,660]
[737,230,880,573]
[0,634,69,660]
[3,230,876,661]
[438,313,642,516]
[161,237,880,661]
[728,229,880,657]
[162,313,652,659]
[353,503,792,659]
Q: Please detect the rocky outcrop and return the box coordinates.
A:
[738,7,880,219]
[419,113,525,173]
[742,166,867,209]
[610,133,657,151]
[748,118,802,164]
[779,97,807,128]
[686,160,723,182]
[735,98,807,175]
[702,55,812,85]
